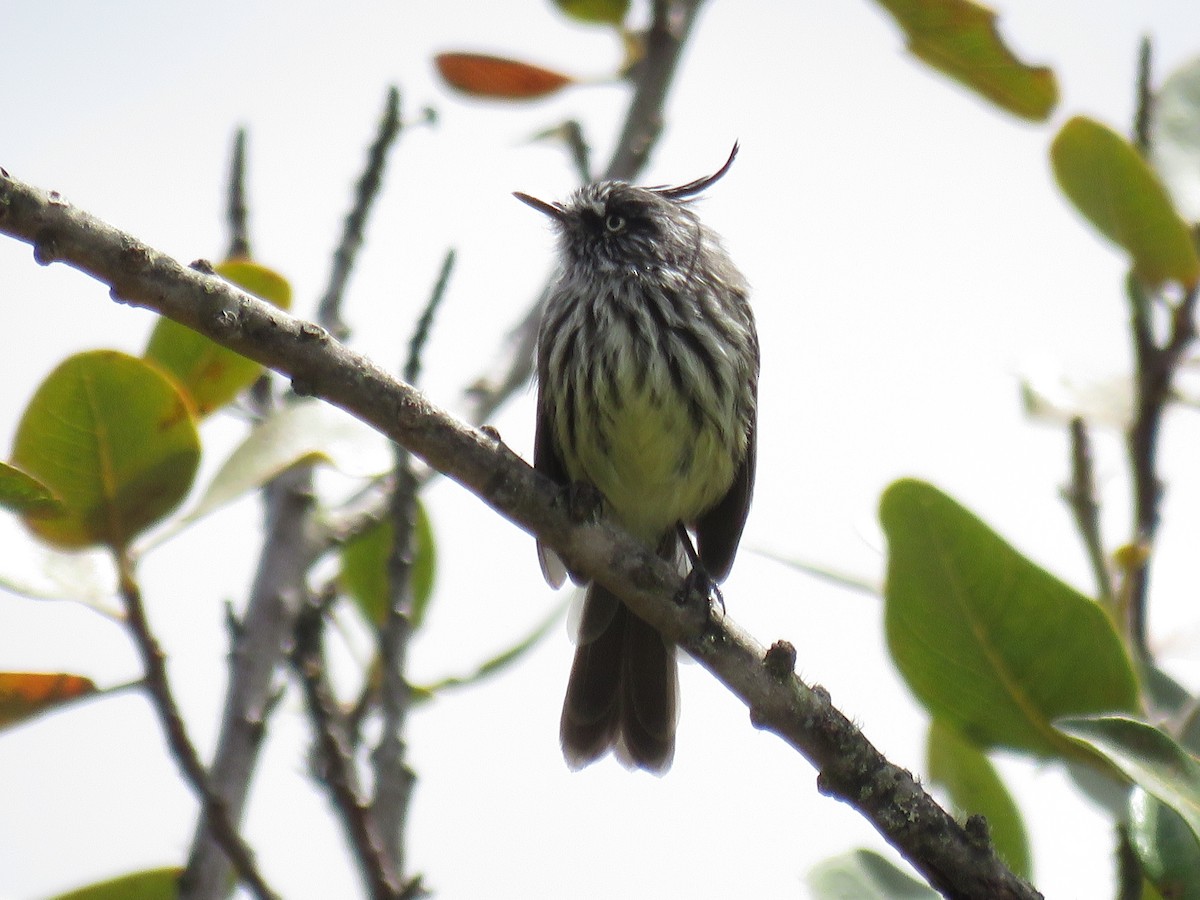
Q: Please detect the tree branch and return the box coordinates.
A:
[115,551,278,900]
[291,590,409,900]
[1062,417,1113,605]
[0,171,1040,899]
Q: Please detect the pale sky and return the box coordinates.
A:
[3,2,1200,898]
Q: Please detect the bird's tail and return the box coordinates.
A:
[559,580,678,774]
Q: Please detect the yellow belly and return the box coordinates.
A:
[563,384,736,542]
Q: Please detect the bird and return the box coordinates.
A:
[515,145,758,773]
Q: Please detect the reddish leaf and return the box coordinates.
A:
[0,672,98,730]
[435,53,574,100]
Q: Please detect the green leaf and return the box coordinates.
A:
[1150,54,1200,223]
[1051,116,1200,287]
[0,672,98,731]
[0,460,63,519]
[880,479,1139,758]
[926,719,1031,878]
[552,0,629,26]
[416,601,565,699]
[144,259,291,416]
[808,849,937,899]
[1060,716,1200,850]
[1129,786,1200,900]
[340,502,437,630]
[870,0,1057,120]
[11,351,200,550]
[49,867,181,900]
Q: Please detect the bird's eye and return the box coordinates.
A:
[605,213,626,233]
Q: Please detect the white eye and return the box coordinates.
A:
[605,213,626,232]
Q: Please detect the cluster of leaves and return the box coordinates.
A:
[806,9,1200,900]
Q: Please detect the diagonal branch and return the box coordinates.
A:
[0,171,1041,900]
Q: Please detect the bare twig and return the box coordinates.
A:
[115,551,278,900]
[561,120,593,184]
[0,173,1041,898]
[226,129,252,260]
[1132,37,1153,156]
[317,86,403,339]
[291,591,407,900]
[1125,270,1199,657]
[1062,417,1113,605]
[404,249,455,386]
[372,251,454,875]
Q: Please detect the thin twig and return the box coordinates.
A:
[562,120,593,184]
[372,252,454,875]
[1062,417,1113,605]
[404,249,455,385]
[1132,37,1153,155]
[291,592,406,900]
[0,175,1041,897]
[226,129,252,260]
[115,551,278,900]
[1125,273,1199,657]
[317,86,403,339]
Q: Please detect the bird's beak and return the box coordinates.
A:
[513,191,565,221]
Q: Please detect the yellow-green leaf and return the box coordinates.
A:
[145,259,291,417]
[553,0,630,26]
[341,503,436,630]
[872,0,1057,120]
[0,460,63,519]
[1052,116,1200,287]
[11,350,200,550]
[927,719,1031,878]
[0,672,98,731]
[49,867,182,900]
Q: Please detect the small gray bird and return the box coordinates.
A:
[515,146,759,773]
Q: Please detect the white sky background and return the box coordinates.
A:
[3,1,1200,898]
